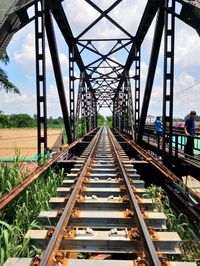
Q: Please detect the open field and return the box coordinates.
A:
[0,128,63,159]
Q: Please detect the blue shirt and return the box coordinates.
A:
[185,117,195,136]
[154,119,162,132]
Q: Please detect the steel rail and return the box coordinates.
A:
[40,127,103,266]
[107,128,161,266]
[0,128,97,210]
[115,129,200,204]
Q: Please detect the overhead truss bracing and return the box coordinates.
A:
[0,0,200,159]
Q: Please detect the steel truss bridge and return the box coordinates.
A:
[0,1,200,174]
[1,2,200,265]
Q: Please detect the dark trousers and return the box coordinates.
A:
[184,136,194,156]
[156,131,162,155]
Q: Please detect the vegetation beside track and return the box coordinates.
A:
[143,185,200,265]
[0,167,65,266]
[0,158,24,196]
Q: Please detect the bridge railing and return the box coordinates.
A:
[143,125,200,160]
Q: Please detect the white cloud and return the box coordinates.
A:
[0,89,36,115]
[0,76,71,117]
[2,0,200,118]
[175,21,200,69]
[13,33,68,74]
[147,72,200,117]
[173,72,200,116]
[65,0,146,39]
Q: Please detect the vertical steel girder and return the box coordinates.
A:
[126,76,135,139]
[162,0,175,160]
[81,82,88,135]
[69,47,75,140]
[124,85,129,134]
[35,0,47,158]
[45,10,72,144]
[120,85,126,132]
[113,92,120,131]
[75,73,84,139]
[137,8,164,143]
[86,89,91,132]
[134,49,141,139]
[112,73,134,137]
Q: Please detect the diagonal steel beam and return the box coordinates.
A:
[80,0,132,39]
[113,0,161,100]
[51,3,94,94]
[45,9,72,143]
[137,8,164,144]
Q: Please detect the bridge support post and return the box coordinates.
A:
[162,0,175,161]
[69,46,75,141]
[35,0,47,159]
[134,48,141,140]
[124,72,135,139]
[75,72,84,139]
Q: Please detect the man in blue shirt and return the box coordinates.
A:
[184,111,196,156]
[154,116,163,137]
[154,116,163,155]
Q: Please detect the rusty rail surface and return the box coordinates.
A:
[108,128,160,266]
[115,129,200,204]
[0,128,98,209]
[40,127,103,266]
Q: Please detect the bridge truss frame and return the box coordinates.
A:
[0,0,200,161]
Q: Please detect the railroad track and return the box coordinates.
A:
[4,127,196,266]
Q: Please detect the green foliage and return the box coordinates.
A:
[47,116,64,128]
[173,117,184,122]
[9,114,36,128]
[0,168,65,265]
[105,116,112,127]
[0,113,65,129]
[143,185,200,264]
[0,114,11,128]
[97,113,105,127]
[0,52,20,94]
[184,114,200,121]
[0,155,23,196]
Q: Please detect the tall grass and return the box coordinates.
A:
[143,185,200,264]
[0,168,65,265]
[0,153,24,197]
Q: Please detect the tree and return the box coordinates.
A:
[0,114,11,128]
[184,114,200,121]
[0,52,20,94]
[106,116,112,127]
[9,114,36,127]
[97,113,105,127]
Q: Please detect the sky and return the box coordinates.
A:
[0,0,200,119]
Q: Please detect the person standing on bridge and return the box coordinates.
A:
[184,111,196,156]
[154,116,163,155]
